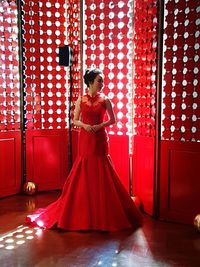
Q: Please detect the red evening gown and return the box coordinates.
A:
[26,93,142,231]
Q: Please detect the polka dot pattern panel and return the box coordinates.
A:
[21,0,72,130]
[84,0,134,136]
[162,0,200,142]
[132,0,158,137]
[66,0,81,124]
[0,0,20,131]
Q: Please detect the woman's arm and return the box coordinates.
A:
[73,96,82,127]
[101,98,116,127]
[73,96,94,132]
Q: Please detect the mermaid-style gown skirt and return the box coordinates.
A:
[26,95,142,231]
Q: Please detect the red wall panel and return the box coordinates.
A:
[26,129,69,191]
[132,136,155,215]
[0,131,22,197]
[162,0,200,142]
[0,0,20,132]
[20,0,81,192]
[109,135,130,192]
[160,141,200,224]
[131,0,158,216]
[160,0,200,225]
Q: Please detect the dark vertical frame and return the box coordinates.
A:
[68,66,73,170]
[17,0,26,187]
[80,0,84,94]
[154,0,165,218]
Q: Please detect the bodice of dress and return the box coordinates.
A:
[78,93,108,157]
[80,93,106,125]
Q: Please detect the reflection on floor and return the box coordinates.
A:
[0,191,200,267]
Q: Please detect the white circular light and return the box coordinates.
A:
[117,52,124,60]
[117,112,123,119]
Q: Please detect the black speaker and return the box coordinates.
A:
[58,45,73,66]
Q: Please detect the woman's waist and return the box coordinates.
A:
[80,127,107,136]
[82,120,103,125]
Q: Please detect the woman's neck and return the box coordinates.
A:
[88,89,98,97]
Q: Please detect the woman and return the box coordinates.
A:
[26,69,142,231]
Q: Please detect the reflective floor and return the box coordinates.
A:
[0,191,200,267]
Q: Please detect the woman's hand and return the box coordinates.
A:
[83,124,95,132]
[91,124,103,132]
[83,124,103,132]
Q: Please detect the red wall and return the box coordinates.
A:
[0,131,22,197]
[160,141,200,224]
[131,0,158,216]
[159,0,200,224]
[26,129,69,191]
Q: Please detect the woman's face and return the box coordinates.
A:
[91,74,104,92]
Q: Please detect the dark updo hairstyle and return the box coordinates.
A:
[84,68,102,87]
